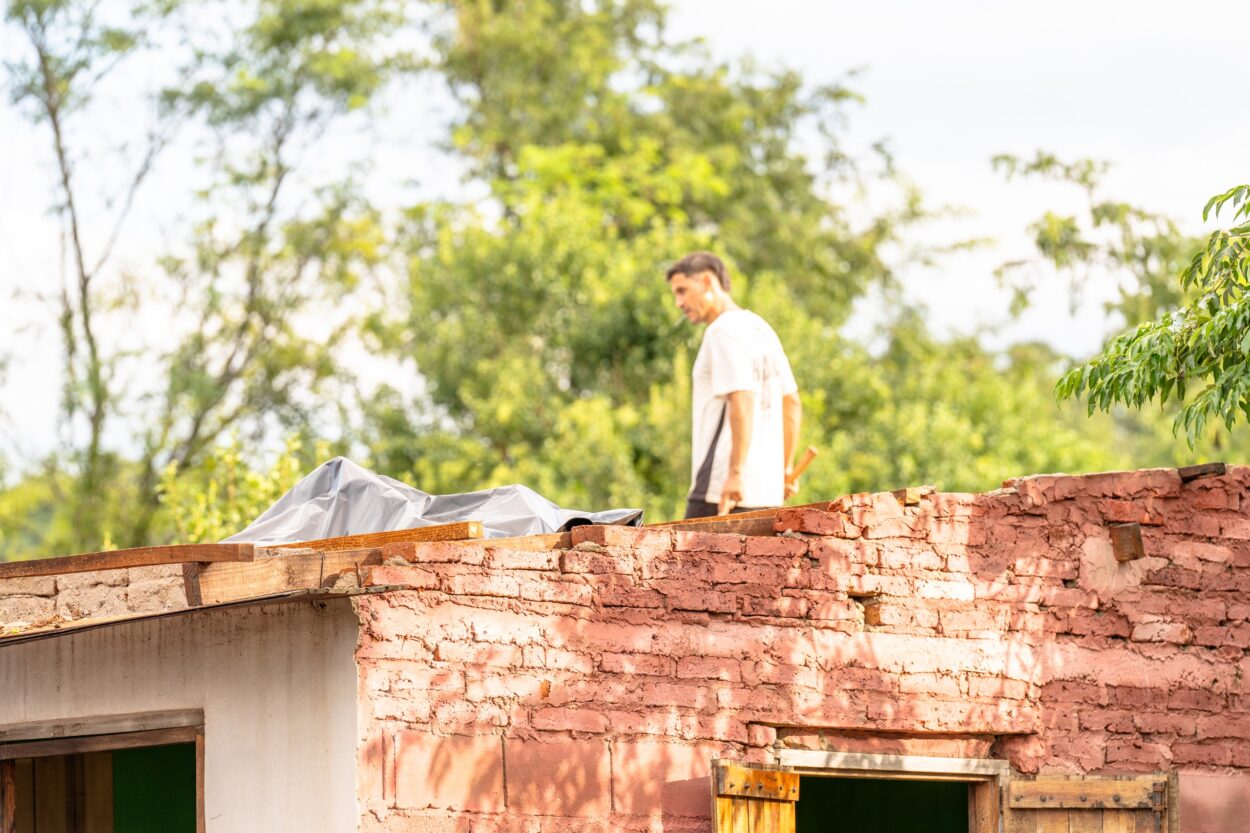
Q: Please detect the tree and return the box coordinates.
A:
[362,3,1141,520]
[1057,185,1250,446]
[2,0,411,555]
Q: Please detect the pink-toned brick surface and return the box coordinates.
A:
[394,732,504,812]
[352,466,1250,832]
[505,738,611,817]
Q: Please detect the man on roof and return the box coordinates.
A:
[665,251,802,519]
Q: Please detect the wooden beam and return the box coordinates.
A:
[0,727,199,762]
[648,503,832,528]
[713,762,799,801]
[1179,462,1226,482]
[1,759,14,833]
[196,547,384,605]
[660,516,779,537]
[0,710,204,744]
[271,520,484,552]
[1008,776,1164,810]
[0,544,254,581]
[1109,523,1146,563]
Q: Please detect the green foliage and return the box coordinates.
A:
[3,1,1241,560]
[993,152,1196,322]
[1058,185,1250,446]
[159,436,332,543]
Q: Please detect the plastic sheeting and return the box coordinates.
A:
[223,457,643,544]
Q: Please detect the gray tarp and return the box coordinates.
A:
[223,456,643,544]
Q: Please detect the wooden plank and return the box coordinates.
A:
[195,731,206,833]
[483,532,571,551]
[273,521,483,552]
[13,760,31,833]
[714,763,799,801]
[1010,778,1164,810]
[181,562,203,607]
[0,544,254,581]
[1101,810,1136,833]
[1036,810,1068,833]
[1,760,14,833]
[649,502,837,528]
[33,756,67,833]
[661,516,779,537]
[82,752,111,833]
[0,727,199,762]
[1070,810,1104,833]
[1178,462,1225,482]
[970,780,1000,833]
[1166,769,1178,833]
[197,548,384,605]
[1110,523,1146,563]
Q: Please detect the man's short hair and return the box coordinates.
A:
[666,251,730,292]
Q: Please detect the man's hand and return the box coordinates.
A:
[718,469,744,515]
[784,469,800,500]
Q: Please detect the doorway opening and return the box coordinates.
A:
[796,775,969,833]
[1,725,201,833]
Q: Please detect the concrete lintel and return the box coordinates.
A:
[778,749,1011,778]
[0,707,205,743]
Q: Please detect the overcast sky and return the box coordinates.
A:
[1,0,1247,463]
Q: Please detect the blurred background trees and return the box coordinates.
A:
[0,0,1242,556]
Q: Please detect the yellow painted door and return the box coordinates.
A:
[1005,773,1173,833]
[712,762,800,833]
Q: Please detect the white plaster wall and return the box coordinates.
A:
[0,599,359,833]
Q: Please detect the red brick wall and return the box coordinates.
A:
[352,466,1250,832]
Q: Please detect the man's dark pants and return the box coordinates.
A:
[683,498,778,520]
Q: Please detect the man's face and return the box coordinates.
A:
[669,271,716,324]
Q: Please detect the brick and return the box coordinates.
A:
[747,724,777,748]
[708,562,784,585]
[587,576,663,608]
[1098,499,1165,526]
[390,541,487,565]
[743,537,807,558]
[488,547,560,570]
[56,585,127,620]
[1130,622,1193,645]
[1168,688,1226,712]
[1143,567,1202,590]
[600,653,672,676]
[1103,739,1173,767]
[505,738,610,817]
[775,507,860,537]
[515,576,593,606]
[677,656,741,682]
[671,531,744,554]
[444,574,519,598]
[559,549,633,574]
[0,576,57,597]
[531,707,609,733]
[611,742,718,817]
[1171,742,1232,766]
[667,589,737,614]
[363,565,440,589]
[434,642,522,666]
[741,596,808,618]
[0,595,55,625]
[395,733,505,812]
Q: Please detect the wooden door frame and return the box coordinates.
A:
[777,749,1009,833]
[0,711,206,833]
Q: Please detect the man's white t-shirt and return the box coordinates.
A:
[689,308,798,507]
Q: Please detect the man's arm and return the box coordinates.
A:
[782,391,802,498]
[718,390,755,514]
